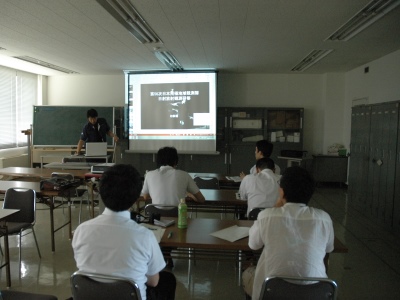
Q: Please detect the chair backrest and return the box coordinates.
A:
[259,276,338,300]
[3,188,36,223]
[71,271,142,300]
[193,176,219,189]
[248,207,265,220]
[144,204,178,217]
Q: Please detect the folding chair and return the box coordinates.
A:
[259,275,338,300]
[70,271,142,300]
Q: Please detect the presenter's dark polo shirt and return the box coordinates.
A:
[80,118,110,142]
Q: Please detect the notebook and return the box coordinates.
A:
[85,142,107,156]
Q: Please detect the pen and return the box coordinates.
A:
[167,232,173,239]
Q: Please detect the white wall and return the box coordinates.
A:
[343,49,400,148]
[218,73,346,154]
[47,74,125,106]
[45,72,348,155]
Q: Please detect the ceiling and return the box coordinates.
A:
[0,0,400,76]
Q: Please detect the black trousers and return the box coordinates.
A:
[146,271,176,300]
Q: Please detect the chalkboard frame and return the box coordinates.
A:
[33,106,120,146]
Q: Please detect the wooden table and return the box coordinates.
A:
[0,180,79,252]
[136,189,246,217]
[189,172,241,189]
[159,218,348,285]
[0,167,88,180]
[0,209,20,287]
[188,189,246,217]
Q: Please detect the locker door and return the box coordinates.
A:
[393,102,400,234]
[380,103,398,227]
[367,105,383,219]
[349,105,371,213]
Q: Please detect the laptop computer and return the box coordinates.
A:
[85,142,108,156]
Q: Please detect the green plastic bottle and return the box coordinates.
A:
[178,198,187,229]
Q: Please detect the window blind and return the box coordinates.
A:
[0,66,37,149]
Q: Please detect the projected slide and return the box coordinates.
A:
[141,82,210,130]
[127,71,217,153]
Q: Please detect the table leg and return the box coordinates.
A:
[68,196,72,239]
[3,225,11,287]
[49,197,55,252]
[238,250,242,286]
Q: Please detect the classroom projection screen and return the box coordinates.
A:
[127,71,217,153]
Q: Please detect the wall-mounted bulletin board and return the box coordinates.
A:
[33,106,123,146]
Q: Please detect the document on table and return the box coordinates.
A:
[226,176,242,182]
[140,223,166,243]
[210,225,250,242]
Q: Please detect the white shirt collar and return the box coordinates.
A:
[102,207,131,219]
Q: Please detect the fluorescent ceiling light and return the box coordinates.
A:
[326,0,400,41]
[291,49,333,72]
[154,51,183,71]
[96,0,162,44]
[13,56,78,74]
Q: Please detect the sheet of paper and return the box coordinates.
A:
[226,176,242,182]
[140,223,166,243]
[210,225,249,242]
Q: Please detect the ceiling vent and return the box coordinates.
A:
[326,0,400,41]
[291,49,333,72]
[96,0,162,44]
[13,56,78,74]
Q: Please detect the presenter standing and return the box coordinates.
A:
[75,108,118,155]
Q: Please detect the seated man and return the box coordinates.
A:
[243,166,334,298]
[72,164,176,300]
[141,146,205,205]
[240,139,281,179]
[238,157,280,217]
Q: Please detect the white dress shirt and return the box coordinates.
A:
[141,166,200,205]
[72,208,166,300]
[239,169,280,215]
[249,203,334,298]
[250,163,281,175]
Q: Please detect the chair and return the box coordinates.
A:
[1,188,41,263]
[144,204,178,217]
[70,271,142,300]
[248,207,265,220]
[259,276,338,300]
[0,290,58,300]
[51,172,86,223]
[193,176,219,189]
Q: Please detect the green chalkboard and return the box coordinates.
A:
[33,106,119,146]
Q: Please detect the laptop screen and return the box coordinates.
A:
[85,142,107,156]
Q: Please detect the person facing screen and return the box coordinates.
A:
[75,108,118,155]
[141,146,205,205]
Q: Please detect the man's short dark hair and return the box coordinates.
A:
[87,109,98,118]
[256,157,275,171]
[99,164,142,212]
[256,140,273,157]
[279,166,315,205]
[157,147,179,167]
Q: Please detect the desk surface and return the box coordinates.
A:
[160,218,252,250]
[0,180,76,197]
[196,189,243,206]
[160,218,348,253]
[0,209,20,220]
[0,167,88,179]
[189,173,240,187]
[44,162,95,170]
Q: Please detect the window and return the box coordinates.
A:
[0,66,37,149]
